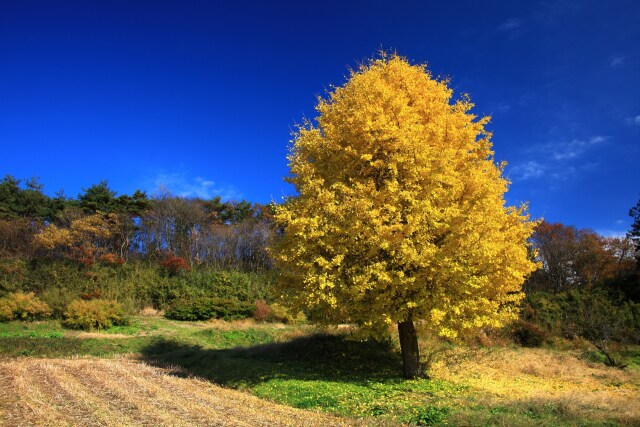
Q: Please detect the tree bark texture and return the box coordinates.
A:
[398,315,424,379]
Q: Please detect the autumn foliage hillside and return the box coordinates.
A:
[0,174,639,364]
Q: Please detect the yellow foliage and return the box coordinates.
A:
[71,213,118,241]
[0,291,52,321]
[34,213,120,252]
[34,224,73,250]
[270,53,538,338]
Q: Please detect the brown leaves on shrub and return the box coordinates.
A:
[0,292,52,321]
[98,253,125,265]
[160,255,190,276]
[253,300,271,322]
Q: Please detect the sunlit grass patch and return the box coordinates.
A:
[431,346,640,425]
[197,327,278,348]
[254,377,465,419]
[449,400,615,427]
[100,323,141,335]
[0,319,64,338]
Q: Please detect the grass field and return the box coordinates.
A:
[1,317,639,426]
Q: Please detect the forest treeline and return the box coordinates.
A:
[518,219,639,365]
[1,174,639,362]
[0,175,274,270]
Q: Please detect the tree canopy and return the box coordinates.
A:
[270,54,538,378]
[629,197,640,266]
[0,175,62,221]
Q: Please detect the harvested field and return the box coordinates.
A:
[0,357,351,427]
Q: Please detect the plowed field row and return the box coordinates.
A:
[0,358,351,427]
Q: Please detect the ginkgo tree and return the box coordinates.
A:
[270,53,538,379]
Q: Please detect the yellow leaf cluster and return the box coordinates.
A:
[34,224,73,250]
[35,213,120,251]
[270,54,539,338]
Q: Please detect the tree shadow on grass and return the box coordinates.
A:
[140,334,404,388]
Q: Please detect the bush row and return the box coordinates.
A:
[513,289,640,348]
[163,298,308,324]
[165,298,255,321]
[0,291,127,330]
[0,291,51,321]
[62,299,128,330]
[0,259,275,314]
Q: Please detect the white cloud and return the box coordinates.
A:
[148,172,241,200]
[609,56,625,68]
[497,18,524,39]
[497,102,511,113]
[551,135,608,160]
[498,18,522,32]
[598,220,631,238]
[596,229,628,239]
[511,135,609,184]
[510,161,545,180]
[534,1,582,26]
[549,166,576,181]
[625,115,640,126]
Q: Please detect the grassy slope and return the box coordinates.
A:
[1,318,639,426]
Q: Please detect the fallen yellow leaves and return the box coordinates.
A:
[430,347,640,424]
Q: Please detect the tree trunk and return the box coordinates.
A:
[398,314,424,379]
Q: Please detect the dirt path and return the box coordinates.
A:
[0,358,352,427]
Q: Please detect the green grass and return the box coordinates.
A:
[138,332,466,424]
[101,323,142,335]
[579,348,640,370]
[0,318,293,358]
[0,320,65,338]
[253,377,460,419]
[0,318,158,357]
[197,328,278,348]
[449,398,628,427]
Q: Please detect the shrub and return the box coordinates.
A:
[267,303,307,324]
[98,253,125,265]
[512,319,547,347]
[0,292,52,321]
[523,288,640,366]
[40,286,78,318]
[565,292,638,367]
[251,301,307,324]
[409,406,449,426]
[254,299,271,322]
[160,255,190,276]
[2,258,276,315]
[63,299,127,330]
[0,258,26,279]
[80,289,103,300]
[139,306,162,317]
[166,269,276,303]
[165,297,255,321]
[78,257,95,268]
[520,292,566,336]
[0,299,13,321]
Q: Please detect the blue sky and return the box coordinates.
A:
[1,0,639,236]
